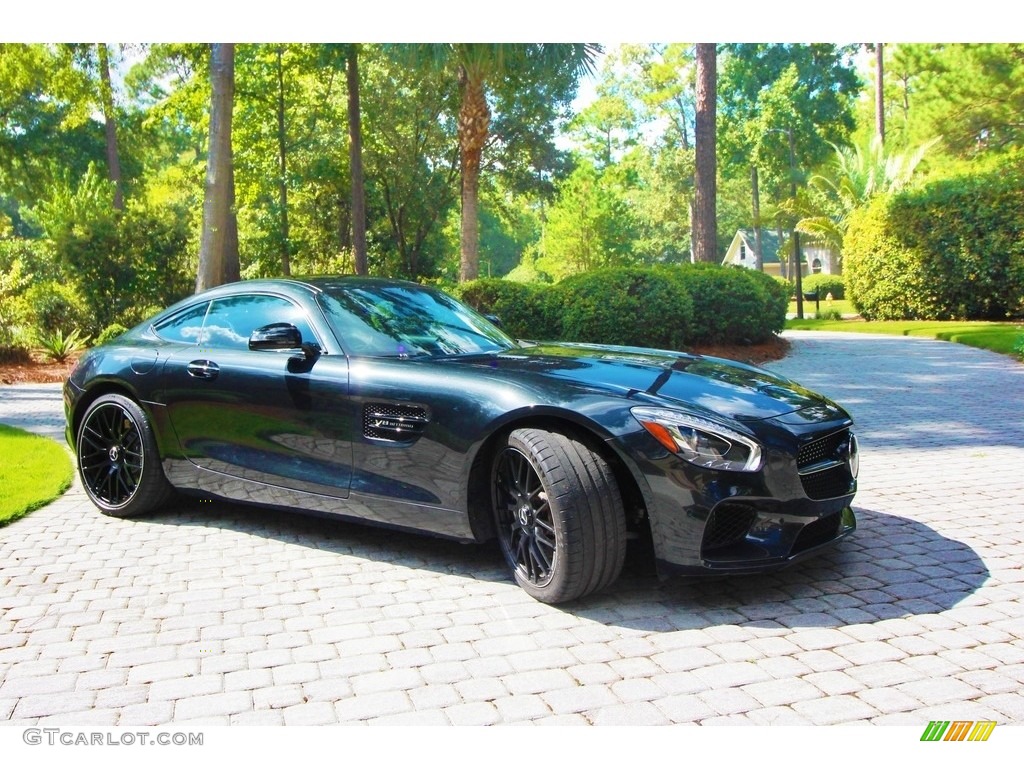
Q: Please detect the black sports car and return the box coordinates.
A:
[64,277,858,603]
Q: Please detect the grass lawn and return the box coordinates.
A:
[788,299,857,317]
[785,317,1024,358]
[0,423,74,526]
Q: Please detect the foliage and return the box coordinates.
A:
[552,268,694,350]
[24,279,90,337]
[456,278,559,340]
[30,164,193,332]
[460,264,786,349]
[0,254,32,349]
[536,159,640,280]
[96,323,129,346]
[801,273,846,300]
[845,166,1024,320]
[719,44,861,186]
[794,136,938,255]
[0,423,74,526]
[37,327,90,362]
[891,44,1024,159]
[662,263,788,344]
[1014,333,1024,361]
[814,308,844,321]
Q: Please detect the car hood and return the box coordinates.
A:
[468,342,843,422]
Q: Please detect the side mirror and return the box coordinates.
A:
[249,323,302,351]
[485,314,504,329]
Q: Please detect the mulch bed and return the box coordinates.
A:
[0,352,81,386]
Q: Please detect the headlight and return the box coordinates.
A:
[631,406,763,472]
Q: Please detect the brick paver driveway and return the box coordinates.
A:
[1,331,1022,725]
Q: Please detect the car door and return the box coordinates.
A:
[159,292,354,499]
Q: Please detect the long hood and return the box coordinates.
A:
[472,342,844,422]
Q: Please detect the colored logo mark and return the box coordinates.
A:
[920,721,997,742]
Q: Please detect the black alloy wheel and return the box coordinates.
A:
[76,394,170,517]
[492,428,626,604]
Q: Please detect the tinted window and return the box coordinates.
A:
[153,302,209,344]
[317,283,513,357]
[200,294,319,350]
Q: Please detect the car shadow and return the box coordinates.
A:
[583,505,990,631]
[144,498,986,632]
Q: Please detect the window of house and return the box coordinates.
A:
[812,258,822,274]
[739,243,747,260]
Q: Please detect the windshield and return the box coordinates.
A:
[318,282,516,358]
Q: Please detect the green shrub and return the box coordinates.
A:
[37,327,91,362]
[552,268,694,350]
[95,323,129,346]
[456,278,559,340]
[25,280,92,337]
[0,257,33,351]
[801,273,846,300]
[845,167,1024,320]
[660,263,787,344]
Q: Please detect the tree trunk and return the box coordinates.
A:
[347,45,368,276]
[96,44,123,211]
[196,43,239,293]
[875,43,885,146]
[275,47,291,276]
[751,165,763,272]
[692,43,717,264]
[457,66,490,282]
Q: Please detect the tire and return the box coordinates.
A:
[76,393,171,518]
[491,428,626,603]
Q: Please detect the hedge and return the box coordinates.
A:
[458,263,787,349]
[844,167,1024,320]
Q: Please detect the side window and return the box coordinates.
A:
[153,302,209,344]
[200,295,319,350]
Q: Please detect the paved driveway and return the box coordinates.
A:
[1,331,1022,725]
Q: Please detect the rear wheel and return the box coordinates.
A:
[491,428,626,603]
[76,393,171,518]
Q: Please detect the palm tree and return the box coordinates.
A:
[406,44,600,282]
[794,135,938,256]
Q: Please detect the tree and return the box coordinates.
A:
[795,135,939,255]
[537,159,637,280]
[692,43,716,263]
[346,45,367,275]
[196,43,239,292]
[96,44,124,210]
[406,44,599,282]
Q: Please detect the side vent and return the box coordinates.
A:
[363,403,429,442]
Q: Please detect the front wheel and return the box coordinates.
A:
[76,393,171,518]
[491,428,626,603]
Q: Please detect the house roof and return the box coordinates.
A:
[737,229,782,264]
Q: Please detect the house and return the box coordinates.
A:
[722,229,840,277]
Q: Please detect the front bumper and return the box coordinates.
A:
[627,416,858,576]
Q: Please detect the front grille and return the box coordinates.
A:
[797,429,855,500]
[702,503,758,551]
[791,512,841,555]
[363,403,429,442]
[801,465,854,499]
[797,429,849,469]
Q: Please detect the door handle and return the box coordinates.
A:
[187,360,220,380]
